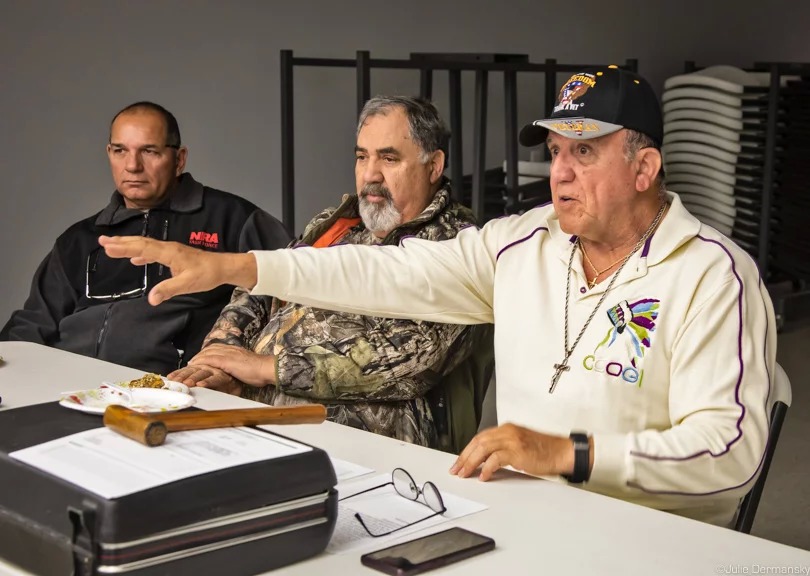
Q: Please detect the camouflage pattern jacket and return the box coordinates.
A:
[204,180,494,450]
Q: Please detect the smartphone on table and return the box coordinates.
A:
[360,527,495,576]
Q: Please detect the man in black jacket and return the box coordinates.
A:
[1,101,291,374]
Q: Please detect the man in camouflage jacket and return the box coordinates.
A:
[170,96,494,452]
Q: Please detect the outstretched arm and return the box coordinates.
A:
[100,224,499,324]
[253,225,501,324]
[98,236,258,305]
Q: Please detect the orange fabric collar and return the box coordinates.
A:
[311,217,362,248]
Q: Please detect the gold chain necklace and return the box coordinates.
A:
[549,202,667,394]
[580,243,626,289]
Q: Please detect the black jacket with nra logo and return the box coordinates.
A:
[1,173,291,374]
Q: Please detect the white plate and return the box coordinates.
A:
[59,387,196,415]
[117,377,190,395]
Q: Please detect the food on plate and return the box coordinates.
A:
[125,373,166,389]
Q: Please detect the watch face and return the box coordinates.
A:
[570,432,589,448]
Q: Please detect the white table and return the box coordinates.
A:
[1,341,808,575]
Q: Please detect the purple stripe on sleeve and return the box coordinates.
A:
[627,480,750,497]
[632,235,746,463]
[625,235,769,497]
[760,277,772,404]
[495,227,549,261]
[628,235,771,496]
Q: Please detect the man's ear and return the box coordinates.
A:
[429,150,445,184]
[175,146,188,176]
[634,148,662,193]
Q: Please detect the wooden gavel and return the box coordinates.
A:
[103,404,327,446]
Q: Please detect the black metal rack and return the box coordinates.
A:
[756,62,810,328]
[280,50,637,228]
[752,62,810,279]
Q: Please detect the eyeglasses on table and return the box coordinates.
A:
[338,467,447,537]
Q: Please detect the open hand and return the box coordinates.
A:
[98,236,257,305]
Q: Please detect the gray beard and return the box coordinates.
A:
[358,186,402,237]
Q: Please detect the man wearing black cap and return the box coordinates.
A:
[99,68,776,526]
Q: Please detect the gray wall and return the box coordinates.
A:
[2,0,809,326]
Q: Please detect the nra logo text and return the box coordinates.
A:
[189,231,219,249]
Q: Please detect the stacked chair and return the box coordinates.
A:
[661,65,771,260]
[500,159,551,216]
[459,160,552,221]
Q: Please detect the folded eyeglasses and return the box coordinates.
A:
[338,468,447,537]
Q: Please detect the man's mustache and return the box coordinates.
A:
[360,184,392,201]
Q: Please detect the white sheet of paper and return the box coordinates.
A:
[330,457,375,483]
[326,473,487,554]
[10,426,311,499]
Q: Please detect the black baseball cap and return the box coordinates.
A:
[519,65,663,149]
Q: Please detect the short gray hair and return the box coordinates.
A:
[623,130,666,199]
[357,96,449,171]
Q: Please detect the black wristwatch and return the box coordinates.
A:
[562,432,591,484]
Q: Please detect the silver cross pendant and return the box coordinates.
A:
[549,361,570,393]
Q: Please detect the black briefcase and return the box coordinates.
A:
[0,402,337,575]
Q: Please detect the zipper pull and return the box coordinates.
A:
[158,219,169,276]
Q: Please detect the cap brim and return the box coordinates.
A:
[518,124,549,147]
[519,118,624,147]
